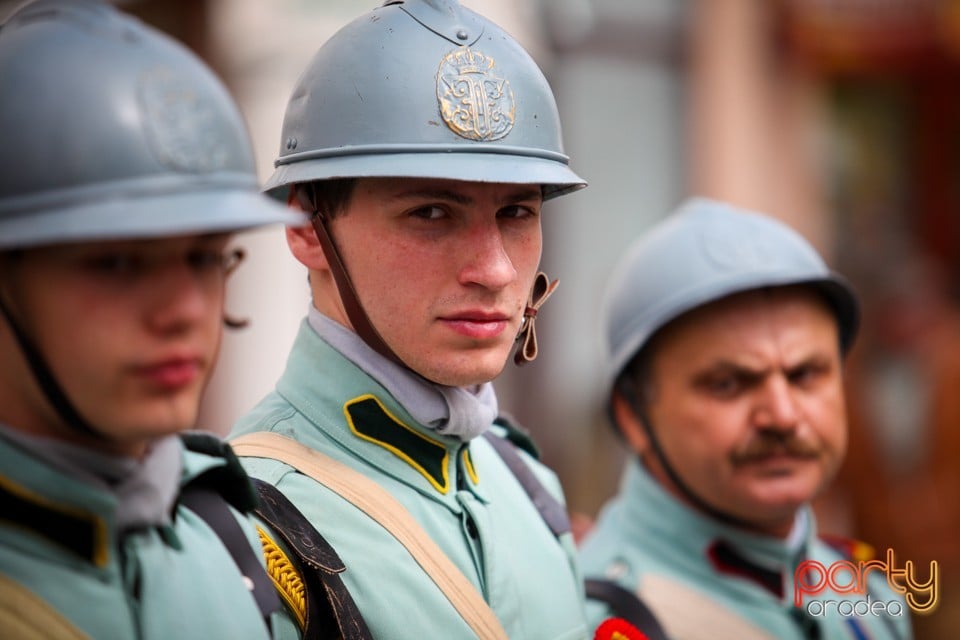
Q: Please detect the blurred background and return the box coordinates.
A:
[3,0,957,635]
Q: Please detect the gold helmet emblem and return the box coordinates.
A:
[437,48,515,141]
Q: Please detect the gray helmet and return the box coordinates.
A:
[263,0,585,201]
[604,197,859,386]
[0,0,303,250]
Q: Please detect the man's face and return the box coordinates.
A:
[314,177,543,387]
[0,234,233,456]
[628,286,847,536]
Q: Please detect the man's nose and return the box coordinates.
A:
[458,222,517,290]
[145,260,220,334]
[751,376,800,431]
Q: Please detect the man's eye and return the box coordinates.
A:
[498,205,535,219]
[698,374,746,398]
[409,205,446,220]
[789,364,826,387]
[187,250,227,271]
[706,377,739,396]
[84,254,141,274]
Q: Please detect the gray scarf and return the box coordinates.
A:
[308,307,498,441]
[0,424,181,532]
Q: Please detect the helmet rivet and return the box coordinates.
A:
[286,137,298,150]
[456,29,469,41]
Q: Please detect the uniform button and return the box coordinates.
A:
[606,560,629,580]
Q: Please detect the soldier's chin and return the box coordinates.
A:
[747,484,818,519]
[120,408,202,442]
[423,365,506,388]
[414,347,511,387]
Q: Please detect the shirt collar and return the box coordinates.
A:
[617,457,814,595]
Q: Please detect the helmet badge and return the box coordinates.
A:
[699,219,777,271]
[139,66,230,173]
[437,47,515,141]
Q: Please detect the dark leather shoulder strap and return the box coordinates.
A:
[585,578,669,640]
[251,478,373,640]
[178,484,281,626]
[481,430,571,537]
[179,433,280,627]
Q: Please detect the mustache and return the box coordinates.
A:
[730,431,821,466]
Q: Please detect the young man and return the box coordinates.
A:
[580,198,912,639]
[0,2,303,637]
[228,1,589,638]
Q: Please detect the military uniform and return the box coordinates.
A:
[579,458,913,640]
[0,428,272,640]
[231,317,588,640]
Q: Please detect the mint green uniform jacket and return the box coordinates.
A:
[579,459,913,639]
[0,432,271,639]
[231,320,588,640]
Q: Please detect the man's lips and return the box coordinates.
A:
[133,357,204,389]
[440,310,511,339]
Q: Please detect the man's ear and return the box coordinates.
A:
[286,221,328,271]
[612,390,650,456]
[284,187,329,270]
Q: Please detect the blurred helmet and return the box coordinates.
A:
[0,0,303,250]
[603,197,859,386]
[263,0,585,200]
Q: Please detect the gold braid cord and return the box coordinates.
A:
[514,271,559,365]
[257,526,307,630]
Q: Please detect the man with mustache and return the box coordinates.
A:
[579,198,912,639]
[0,1,303,637]
[227,1,589,638]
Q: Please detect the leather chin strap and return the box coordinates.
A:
[620,384,752,529]
[0,292,102,440]
[0,254,245,442]
[308,211,405,368]
[298,184,557,370]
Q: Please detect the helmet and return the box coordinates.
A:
[263,0,585,201]
[603,197,859,386]
[0,0,303,250]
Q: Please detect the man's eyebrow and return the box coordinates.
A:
[693,352,833,380]
[500,187,543,203]
[692,360,768,380]
[704,359,761,372]
[389,189,473,205]
[388,186,542,206]
[785,352,834,372]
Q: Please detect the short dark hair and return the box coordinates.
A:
[615,343,656,411]
[607,338,658,441]
[292,178,358,219]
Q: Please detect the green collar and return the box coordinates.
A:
[0,473,108,566]
[345,394,454,493]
